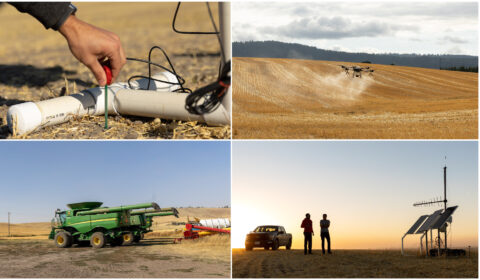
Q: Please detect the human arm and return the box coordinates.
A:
[10,2,126,85]
[9,2,72,30]
[59,15,126,85]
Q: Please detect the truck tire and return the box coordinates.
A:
[272,239,279,250]
[122,232,134,245]
[286,239,292,250]
[54,231,72,248]
[90,232,106,249]
[246,245,253,251]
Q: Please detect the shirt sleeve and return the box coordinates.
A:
[8,2,72,30]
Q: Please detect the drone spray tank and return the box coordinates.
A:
[6,2,231,136]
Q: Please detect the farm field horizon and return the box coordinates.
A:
[232,57,478,139]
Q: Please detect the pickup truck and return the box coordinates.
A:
[245,225,292,250]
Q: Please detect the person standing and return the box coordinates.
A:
[301,213,313,255]
[320,213,331,254]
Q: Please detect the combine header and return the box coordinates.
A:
[183,218,231,239]
[49,202,178,248]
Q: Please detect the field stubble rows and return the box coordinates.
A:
[233,57,478,139]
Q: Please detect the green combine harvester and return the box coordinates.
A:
[49,202,179,248]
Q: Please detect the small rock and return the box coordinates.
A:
[134,120,143,125]
[125,132,138,139]
[153,118,161,124]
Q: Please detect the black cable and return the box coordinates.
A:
[173,2,230,114]
[172,2,226,66]
[126,46,191,93]
[185,60,230,115]
[123,2,230,116]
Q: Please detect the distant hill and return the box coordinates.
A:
[233,41,478,69]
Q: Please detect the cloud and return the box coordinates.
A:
[440,36,469,44]
[446,46,464,54]
[233,23,263,41]
[259,16,418,40]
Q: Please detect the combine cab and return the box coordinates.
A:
[49,202,178,248]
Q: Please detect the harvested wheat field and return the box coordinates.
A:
[232,249,478,278]
[0,208,230,278]
[233,57,478,139]
[0,3,229,139]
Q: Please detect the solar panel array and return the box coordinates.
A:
[406,215,429,234]
[415,209,443,233]
[431,206,458,229]
[404,206,458,235]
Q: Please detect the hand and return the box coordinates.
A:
[59,15,126,86]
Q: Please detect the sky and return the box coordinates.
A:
[232,141,478,250]
[0,141,230,223]
[232,1,478,55]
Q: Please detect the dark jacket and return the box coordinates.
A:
[9,2,72,30]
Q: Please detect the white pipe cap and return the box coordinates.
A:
[7,102,42,135]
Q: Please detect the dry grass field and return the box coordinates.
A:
[232,248,478,278]
[232,57,478,139]
[0,3,229,139]
[0,208,230,278]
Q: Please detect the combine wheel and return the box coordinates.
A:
[90,232,106,249]
[133,235,141,243]
[122,232,134,245]
[54,231,72,248]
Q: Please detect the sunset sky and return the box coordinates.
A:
[232,141,477,250]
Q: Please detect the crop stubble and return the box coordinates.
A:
[233,57,477,139]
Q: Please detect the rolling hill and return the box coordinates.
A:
[232,57,478,139]
[233,41,478,69]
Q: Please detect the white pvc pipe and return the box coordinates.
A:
[7,71,229,135]
[401,233,407,256]
[114,89,230,126]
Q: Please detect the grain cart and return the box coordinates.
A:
[49,201,162,248]
[127,207,179,244]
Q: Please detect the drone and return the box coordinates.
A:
[339,65,374,78]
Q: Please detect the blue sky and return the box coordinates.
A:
[232,141,478,249]
[0,141,231,223]
[233,2,478,55]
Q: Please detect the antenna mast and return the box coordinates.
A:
[413,160,449,255]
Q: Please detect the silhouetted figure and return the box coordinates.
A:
[301,213,313,255]
[320,214,331,254]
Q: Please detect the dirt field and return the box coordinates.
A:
[0,208,230,278]
[232,249,478,278]
[232,57,478,139]
[0,3,229,139]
